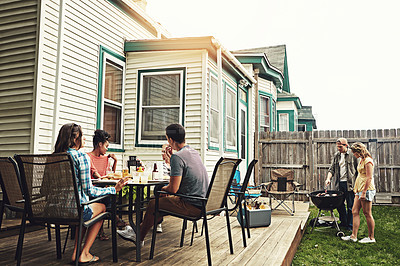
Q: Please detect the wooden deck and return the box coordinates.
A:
[0,201,309,266]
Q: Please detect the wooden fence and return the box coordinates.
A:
[258,129,400,194]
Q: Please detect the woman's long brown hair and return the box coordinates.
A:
[350,142,372,159]
[54,123,83,153]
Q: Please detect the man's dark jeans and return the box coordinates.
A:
[337,181,354,230]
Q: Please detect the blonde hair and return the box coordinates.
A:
[350,142,372,159]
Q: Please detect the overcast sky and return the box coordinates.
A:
[146,0,400,131]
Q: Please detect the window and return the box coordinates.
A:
[97,48,125,150]
[226,85,237,149]
[137,68,184,145]
[279,113,289,131]
[298,124,306,131]
[271,101,276,131]
[239,88,247,103]
[209,73,219,144]
[260,96,270,132]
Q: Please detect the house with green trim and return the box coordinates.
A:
[233,45,317,132]
[0,0,316,182]
[122,36,256,176]
[0,0,260,179]
[298,106,317,131]
[0,0,167,156]
[276,91,302,131]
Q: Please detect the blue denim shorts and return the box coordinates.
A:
[355,190,376,202]
[83,206,93,222]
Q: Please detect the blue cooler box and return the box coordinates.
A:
[237,206,271,227]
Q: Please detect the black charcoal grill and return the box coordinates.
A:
[309,190,345,237]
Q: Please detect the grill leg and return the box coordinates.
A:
[311,209,322,233]
[331,210,341,232]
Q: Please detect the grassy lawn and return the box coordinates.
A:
[292,205,400,265]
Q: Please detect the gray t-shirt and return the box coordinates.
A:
[170,145,209,207]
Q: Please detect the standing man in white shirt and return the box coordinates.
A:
[325,138,358,231]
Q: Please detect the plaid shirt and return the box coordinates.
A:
[328,149,358,191]
[68,148,116,209]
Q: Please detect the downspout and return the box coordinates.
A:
[216,44,223,156]
[30,0,43,153]
[51,0,66,146]
[254,68,260,184]
[211,38,256,84]
[200,49,208,163]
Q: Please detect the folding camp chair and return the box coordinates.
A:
[230,163,261,207]
[261,169,301,216]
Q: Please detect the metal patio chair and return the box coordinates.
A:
[0,157,25,231]
[261,168,301,216]
[228,159,258,247]
[0,157,67,261]
[14,153,118,266]
[149,157,241,266]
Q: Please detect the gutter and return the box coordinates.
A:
[233,53,284,83]
[234,53,283,76]
[110,0,171,38]
[211,38,257,85]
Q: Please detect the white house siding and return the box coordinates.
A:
[33,0,157,155]
[276,100,297,111]
[271,83,277,100]
[258,77,277,100]
[0,0,38,156]
[204,58,244,176]
[124,50,203,163]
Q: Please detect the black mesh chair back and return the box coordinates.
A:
[0,157,57,262]
[227,159,258,247]
[205,158,242,213]
[0,157,24,214]
[240,159,258,194]
[14,153,80,224]
[150,157,241,266]
[13,153,118,265]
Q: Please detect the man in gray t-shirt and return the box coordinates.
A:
[117,124,209,246]
[170,144,209,207]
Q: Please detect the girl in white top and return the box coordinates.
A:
[341,142,376,243]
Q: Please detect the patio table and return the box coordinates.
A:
[93,178,168,262]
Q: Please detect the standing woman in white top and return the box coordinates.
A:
[342,142,376,243]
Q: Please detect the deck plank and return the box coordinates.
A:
[0,201,310,266]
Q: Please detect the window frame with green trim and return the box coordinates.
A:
[97,47,126,151]
[278,112,290,131]
[136,68,185,146]
[224,82,237,152]
[259,92,277,132]
[208,71,220,149]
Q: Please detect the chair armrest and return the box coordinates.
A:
[16,199,25,204]
[230,187,241,192]
[82,194,114,206]
[229,191,244,196]
[158,190,207,201]
[293,182,302,191]
[259,182,272,190]
[293,181,302,187]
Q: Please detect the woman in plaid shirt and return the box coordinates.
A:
[54,123,127,264]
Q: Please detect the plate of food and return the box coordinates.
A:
[101,172,132,180]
